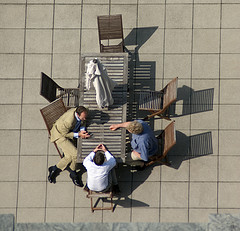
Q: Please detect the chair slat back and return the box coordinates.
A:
[40,98,67,134]
[163,121,176,157]
[163,77,178,109]
[40,72,61,103]
[98,15,123,40]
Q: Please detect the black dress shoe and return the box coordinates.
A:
[48,166,61,184]
[69,172,82,187]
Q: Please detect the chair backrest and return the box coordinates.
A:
[162,77,178,110]
[40,72,62,102]
[162,121,176,157]
[40,98,67,135]
[97,14,124,41]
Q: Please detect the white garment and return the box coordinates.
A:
[85,59,117,108]
[83,151,116,192]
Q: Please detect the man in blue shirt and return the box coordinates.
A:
[110,120,158,165]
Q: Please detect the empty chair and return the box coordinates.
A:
[86,189,113,213]
[146,121,176,167]
[97,14,124,53]
[139,77,178,120]
[40,98,67,158]
[40,72,80,107]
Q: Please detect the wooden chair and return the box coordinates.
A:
[40,72,80,107]
[139,77,178,120]
[86,189,113,213]
[146,121,176,167]
[40,98,67,158]
[97,15,124,53]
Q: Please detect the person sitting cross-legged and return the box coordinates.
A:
[110,120,158,169]
[83,144,120,194]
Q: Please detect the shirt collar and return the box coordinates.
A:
[75,112,81,121]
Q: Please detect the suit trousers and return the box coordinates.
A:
[56,137,77,171]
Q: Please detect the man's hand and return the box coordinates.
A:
[93,144,107,153]
[78,130,90,139]
[109,124,119,131]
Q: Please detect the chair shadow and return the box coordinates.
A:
[170,85,214,118]
[153,130,214,169]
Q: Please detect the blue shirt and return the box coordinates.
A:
[131,120,158,161]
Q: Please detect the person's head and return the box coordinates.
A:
[76,106,88,120]
[93,150,105,166]
[126,121,143,135]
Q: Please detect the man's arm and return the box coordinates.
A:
[83,151,95,168]
[109,121,132,131]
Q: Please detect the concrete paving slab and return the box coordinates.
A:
[189,182,217,208]
[26,5,53,29]
[0,80,22,104]
[166,4,192,29]
[103,208,131,222]
[46,182,74,208]
[52,54,80,79]
[189,208,217,223]
[192,54,219,79]
[218,183,240,208]
[53,29,80,54]
[219,156,240,181]
[19,156,47,181]
[219,105,240,130]
[160,208,188,223]
[193,29,220,54]
[54,5,82,29]
[46,208,73,223]
[220,80,240,104]
[132,208,159,222]
[20,130,48,155]
[165,29,192,53]
[0,182,17,208]
[132,181,160,208]
[161,160,189,182]
[25,29,52,54]
[18,182,46,208]
[0,5,25,28]
[0,54,23,79]
[0,156,19,181]
[220,54,240,78]
[219,130,240,155]
[0,130,20,156]
[0,29,24,53]
[0,105,21,129]
[17,208,45,223]
[194,4,220,29]
[138,5,165,28]
[222,4,240,28]
[24,54,51,79]
[74,207,102,222]
[161,182,188,208]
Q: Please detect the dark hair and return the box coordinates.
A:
[76,106,88,116]
[93,150,105,166]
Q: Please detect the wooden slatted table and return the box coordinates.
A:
[77,53,128,163]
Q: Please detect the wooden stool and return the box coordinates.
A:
[86,189,113,213]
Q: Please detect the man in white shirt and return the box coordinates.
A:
[83,144,120,194]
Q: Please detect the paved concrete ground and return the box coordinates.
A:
[0,0,240,224]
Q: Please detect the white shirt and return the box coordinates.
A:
[83,151,116,191]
